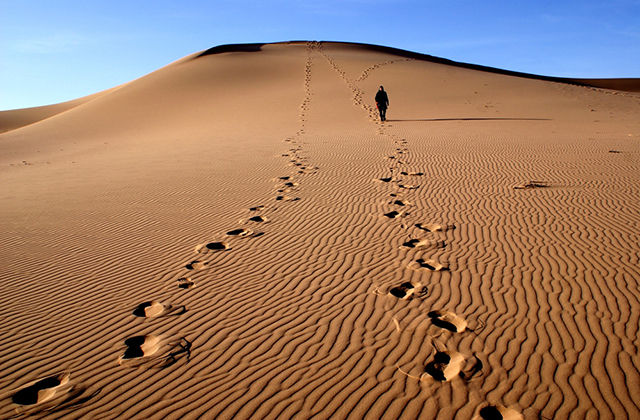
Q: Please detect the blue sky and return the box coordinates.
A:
[1,0,639,110]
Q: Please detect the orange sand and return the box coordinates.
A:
[1,41,639,420]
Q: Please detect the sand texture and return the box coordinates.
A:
[1,41,639,419]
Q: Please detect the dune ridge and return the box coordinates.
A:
[1,41,639,419]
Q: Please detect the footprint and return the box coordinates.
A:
[389,199,410,206]
[420,345,483,383]
[428,310,483,333]
[177,277,195,289]
[398,183,419,190]
[248,205,265,212]
[514,181,548,189]
[278,181,300,193]
[408,258,449,271]
[390,282,427,300]
[474,405,523,420]
[401,239,445,250]
[194,241,231,253]
[415,223,455,232]
[424,350,466,382]
[384,210,406,219]
[119,335,191,369]
[8,372,99,417]
[186,260,209,270]
[375,177,396,183]
[247,215,269,223]
[226,228,263,238]
[276,195,300,202]
[400,171,424,176]
[12,372,70,406]
[227,228,253,236]
[133,301,186,318]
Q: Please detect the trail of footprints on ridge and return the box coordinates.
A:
[7,42,322,418]
[317,43,524,419]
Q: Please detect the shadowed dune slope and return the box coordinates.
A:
[1,41,639,420]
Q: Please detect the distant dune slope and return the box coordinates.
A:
[2,41,637,135]
[0,87,120,133]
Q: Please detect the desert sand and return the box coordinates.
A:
[1,41,639,419]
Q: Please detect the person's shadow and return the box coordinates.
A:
[386,117,551,122]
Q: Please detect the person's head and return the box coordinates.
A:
[379,86,384,91]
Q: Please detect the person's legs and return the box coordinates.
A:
[380,107,386,121]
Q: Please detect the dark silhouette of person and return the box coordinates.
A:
[375,86,389,121]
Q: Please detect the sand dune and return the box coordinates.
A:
[1,41,639,419]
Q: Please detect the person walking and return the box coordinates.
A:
[375,86,389,122]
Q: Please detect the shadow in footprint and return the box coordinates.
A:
[385,210,407,219]
[402,239,445,250]
[428,311,467,333]
[226,228,264,238]
[415,223,455,232]
[376,177,396,183]
[390,282,428,300]
[12,373,70,406]
[390,200,409,206]
[424,352,460,382]
[477,405,523,420]
[194,242,231,254]
[276,196,300,202]
[177,277,195,289]
[411,258,450,271]
[428,310,484,333]
[119,335,191,369]
[205,242,230,251]
[514,181,548,190]
[186,260,208,270]
[133,301,186,318]
[11,373,100,417]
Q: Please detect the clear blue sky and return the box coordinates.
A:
[1,0,639,110]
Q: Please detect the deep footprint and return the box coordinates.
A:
[401,239,445,250]
[408,258,449,271]
[276,195,300,202]
[424,351,465,382]
[428,310,482,333]
[477,405,523,420]
[415,223,455,232]
[389,282,427,300]
[375,177,396,183]
[133,301,186,318]
[390,199,409,206]
[186,260,208,270]
[119,335,192,369]
[194,242,231,254]
[384,210,406,219]
[12,372,70,406]
[177,277,195,289]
